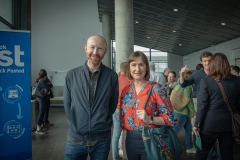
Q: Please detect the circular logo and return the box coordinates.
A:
[4,86,22,102]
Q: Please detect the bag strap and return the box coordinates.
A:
[143,83,154,110]
[215,79,234,116]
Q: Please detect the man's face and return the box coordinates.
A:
[164,70,170,76]
[85,36,107,66]
[201,56,211,70]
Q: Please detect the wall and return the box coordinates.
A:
[168,53,183,78]
[0,0,12,29]
[31,0,102,85]
[183,37,240,70]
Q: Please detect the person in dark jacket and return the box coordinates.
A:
[193,53,240,160]
[64,35,119,160]
[34,69,53,134]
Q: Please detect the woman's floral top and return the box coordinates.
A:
[120,82,177,131]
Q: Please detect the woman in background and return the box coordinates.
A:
[165,71,178,97]
[34,69,53,134]
[193,53,240,159]
[173,71,196,153]
[120,51,177,160]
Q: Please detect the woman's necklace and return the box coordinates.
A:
[135,83,146,95]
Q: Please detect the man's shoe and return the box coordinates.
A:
[119,148,123,156]
[35,130,46,134]
[45,122,54,127]
[186,147,196,153]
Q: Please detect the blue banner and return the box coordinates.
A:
[0,30,31,160]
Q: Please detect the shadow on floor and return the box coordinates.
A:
[32,108,240,160]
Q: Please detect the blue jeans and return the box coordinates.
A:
[207,139,222,160]
[173,112,193,149]
[111,108,123,159]
[36,97,47,126]
[64,136,111,160]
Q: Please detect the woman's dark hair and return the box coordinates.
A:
[168,71,176,78]
[196,64,203,70]
[127,51,150,81]
[208,53,231,80]
[184,71,193,79]
[35,69,47,83]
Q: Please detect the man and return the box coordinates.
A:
[180,51,221,160]
[64,35,119,160]
[180,51,212,97]
[112,62,131,160]
[149,61,166,86]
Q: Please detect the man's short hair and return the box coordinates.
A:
[86,35,107,47]
[120,62,128,74]
[149,61,155,71]
[196,64,203,70]
[200,51,213,61]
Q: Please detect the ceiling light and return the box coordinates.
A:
[135,21,139,24]
[173,30,176,32]
[221,22,226,26]
[179,44,182,46]
[174,9,178,12]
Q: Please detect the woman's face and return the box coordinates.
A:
[129,56,147,81]
[231,68,238,76]
[167,73,176,83]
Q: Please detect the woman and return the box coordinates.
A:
[34,69,53,134]
[193,53,240,159]
[165,71,178,97]
[173,71,196,153]
[120,51,177,160]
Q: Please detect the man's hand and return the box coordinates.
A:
[180,65,189,76]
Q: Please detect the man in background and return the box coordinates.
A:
[149,61,166,86]
[64,35,119,160]
[180,51,221,160]
[163,67,171,82]
[112,62,131,160]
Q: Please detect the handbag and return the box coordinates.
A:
[170,86,190,111]
[142,84,184,160]
[215,79,240,144]
[32,86,48,98]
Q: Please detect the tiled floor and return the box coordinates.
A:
[32,108,240,160]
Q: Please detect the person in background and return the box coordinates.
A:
[193,53,240,160]
[112,62,131,160]
[231,65,240,76]
[165,71,178,97]
[64,35,119,160]
[173,71,196,154]
[191,63,203,98]
[120,51,177,160]
[191,63,203,130]
[34,69,53,134]
[179,51,221,160]
[149,61,166,86]
[43,78,54,128]
[163,67,171,82]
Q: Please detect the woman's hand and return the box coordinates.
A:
[192,126,199,136]
[136,109,150,122]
